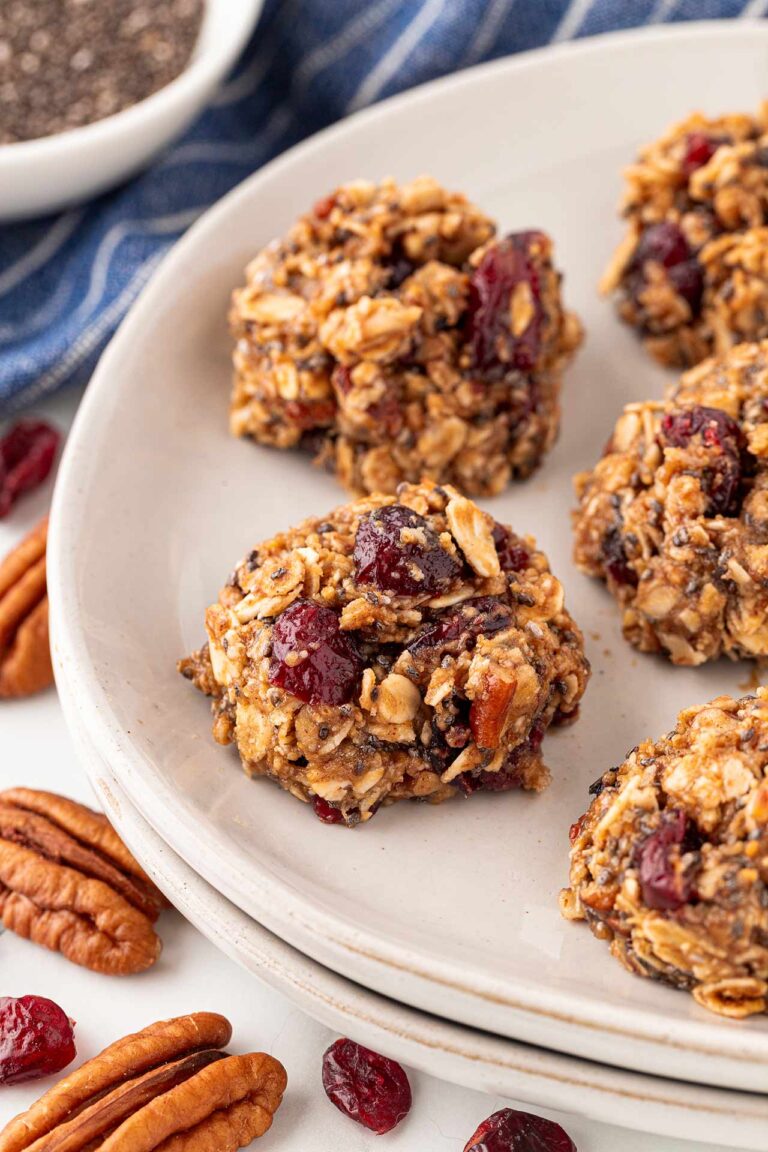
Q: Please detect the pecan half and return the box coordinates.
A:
[0,1014,286,1152]
[0,789,166,975]
[0,518,53,698]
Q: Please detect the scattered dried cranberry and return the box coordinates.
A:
[636,809,698,911]
[629,222,704,316]
[313,796,345,825]
[268,600,363,706]
[322,1038,412,1134]
[0,420,59,518]
[600,525,637,587]
[492,522,530,572]
[468,231,545,376]
[660,405,745,516]
[681,132,722,176]
[0,995,76,1085]
[464,1107,577,1151]
[353,504,461,597]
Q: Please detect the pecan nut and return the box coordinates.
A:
[0,1013,287,1152]
[0,518,53,698]
[0,788,166,975]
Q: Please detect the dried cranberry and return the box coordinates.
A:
[600,525,637,587]
[629,223,704,316]
[313,796,345,824]
[408,597,512,657]
[0,995,76,1085]
[313,194,336,219]
[681,132,721,176]
[268,600,362,706]
[464,1107,577,1151]
[458,722,545,795]
[457,766,521,794]
[322,1038,412,1134]
[660,405,745,516]
[635,221,690,269]
[636,809,697,911]
[353,504,461,597]
[468,232,545,375]
[284,398,336,430]
[0,420,59,518]
[492,522,530,572]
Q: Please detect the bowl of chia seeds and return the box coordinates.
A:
[0,0,264,220]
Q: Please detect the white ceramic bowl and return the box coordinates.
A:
[0,0,263,221]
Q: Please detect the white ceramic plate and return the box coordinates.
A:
[50,21,768,1093]
[61,686,768,1150]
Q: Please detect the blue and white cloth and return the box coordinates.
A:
[1,0,765,414]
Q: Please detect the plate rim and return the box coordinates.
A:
[49,17,768,1088]
[62,677,768,1150]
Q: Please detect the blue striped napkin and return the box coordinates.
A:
[0,0,764,414]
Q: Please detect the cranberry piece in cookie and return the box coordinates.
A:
[268,600,362,706]
[660,405,745,516]
[353,504,461,597]
[636,809,697,911]
[468,231,546,375]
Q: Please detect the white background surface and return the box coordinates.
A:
[0,390,741,1152]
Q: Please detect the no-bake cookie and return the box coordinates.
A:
[180,482,589,825]
[562,688,768,1019]
[573,340,768,665]
[229,177,582,496]
[601,103,768,367]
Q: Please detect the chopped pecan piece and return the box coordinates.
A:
[0,788,166,975]
[0,1013,286,1152]
[0,518,52,698]
[469,672,517,748]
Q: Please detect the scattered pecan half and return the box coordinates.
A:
[0,1013,287,1152]
[0,518,53,698]
[0,789,167,975]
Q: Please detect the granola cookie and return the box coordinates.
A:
[573,340,768,665]
[180,482,589,826]
[601,103,768,367]
[562,688,768,1019]
[230,177,582,496]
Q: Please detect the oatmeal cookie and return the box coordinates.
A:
[180,482,589,826]
[573,340,768,665]
[562,688,768,1019]
[230,177,582,496]
[601,103,768,367]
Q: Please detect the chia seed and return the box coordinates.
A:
[0,0,205,144]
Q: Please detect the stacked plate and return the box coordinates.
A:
[48,22,768,1149]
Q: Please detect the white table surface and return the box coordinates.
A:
[0,389,737,1151]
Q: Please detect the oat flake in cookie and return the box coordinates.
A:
[573,340,768,665]
[563,688,768,1019]
[601,103,768,368]
[229,177,583,496]
[179,482,589,826]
